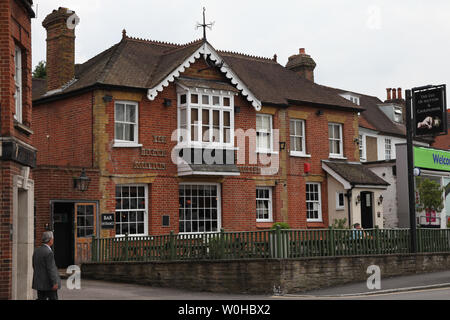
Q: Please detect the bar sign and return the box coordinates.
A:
[101,213,115,229]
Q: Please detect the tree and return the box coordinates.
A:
[415,177,444,213]
[32,60,46,79]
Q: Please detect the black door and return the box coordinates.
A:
[53,202,74,268]
[361,192,374,229]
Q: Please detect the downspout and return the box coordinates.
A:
[346,188,353,228]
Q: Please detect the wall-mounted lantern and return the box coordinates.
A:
[73,169,91,192]
[377,194,384,206]
[355,194,361,206]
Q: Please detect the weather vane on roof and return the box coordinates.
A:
[196,7,214,41]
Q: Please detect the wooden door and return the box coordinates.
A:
[361,192,374,229]
[74,203,96,265]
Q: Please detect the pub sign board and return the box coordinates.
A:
[101,213,115,229]
[412,84,447,137]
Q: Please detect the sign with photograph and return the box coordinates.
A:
[412,84,447,137]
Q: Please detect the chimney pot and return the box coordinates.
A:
[397,88,402,100]
[386,88,392,100]
[392,88,397,100]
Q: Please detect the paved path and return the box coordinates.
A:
[54,280,273,300]
[38,270,450,300]
[290,270,450,297]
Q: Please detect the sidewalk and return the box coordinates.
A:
[287,270,450,297]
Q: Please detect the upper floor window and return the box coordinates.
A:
[359,134,365,161]
[114,101,139,146]
[178,91,234,147]
[394,107,403,123]
[256,114,273,153]
[328,123,343,157]
[385,138,392,160]
[14,46,22,123]
[290,119,306,156]
[339,93,360,106]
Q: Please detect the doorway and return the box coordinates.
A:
[361,191,374,229]
[53,202,74,268]
[52,201,97,267]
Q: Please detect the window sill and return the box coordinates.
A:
[290,151,311,158]
[14,120,33,136]
[256,150,278,155]
[329,155,347,160]
[176,143,238,150]
[307,221,325,228]
[113,142,143,148]
[256,222,273,229]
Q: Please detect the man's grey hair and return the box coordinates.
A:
[42,231,54,244]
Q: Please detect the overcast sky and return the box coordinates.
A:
[31,0,450,104]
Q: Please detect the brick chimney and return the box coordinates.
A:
[285,48,316,82]
[42,7,77,91]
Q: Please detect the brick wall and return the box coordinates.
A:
[0,0,34,300]
[81,252,450,294]
[32,55,360,239]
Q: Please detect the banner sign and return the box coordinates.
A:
[412,84,447,137]
[414,146,450,172]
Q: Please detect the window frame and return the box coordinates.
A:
[385,138,392,160]
[115,184,148,237]
[290,118,307,156]
[328,123,344,158]
[256,186,273,222]
[256,114,274,153]
[177,90,235,148]
[178,183,222,234]
[14,46,22,123]
[336,192,345,211]
[359,134,366,161]
[306,182,322,222]
[114,100,140,147]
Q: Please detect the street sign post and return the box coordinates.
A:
[407,84,447,252]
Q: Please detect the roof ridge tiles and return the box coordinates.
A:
[125,35,181,48]
[124,35,205,49]
[218,49,277,63]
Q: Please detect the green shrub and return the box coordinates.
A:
[271,222,290,229]
[331,218,348,229]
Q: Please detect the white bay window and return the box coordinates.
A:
[178,89,235,148]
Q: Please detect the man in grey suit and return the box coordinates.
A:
[32,231,61,300]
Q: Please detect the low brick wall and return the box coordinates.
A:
[81,253,450,294]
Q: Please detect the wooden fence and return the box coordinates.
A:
[90,228,450,263]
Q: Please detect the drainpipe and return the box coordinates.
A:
[346,189,353,228]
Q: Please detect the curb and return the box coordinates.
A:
[284,283,450,298]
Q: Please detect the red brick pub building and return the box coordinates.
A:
[0,0,36,300]
[32,8,386,267]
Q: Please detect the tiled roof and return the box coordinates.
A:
[32,36,363,111]
[323,86,407,137]
[323,160,389,186]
